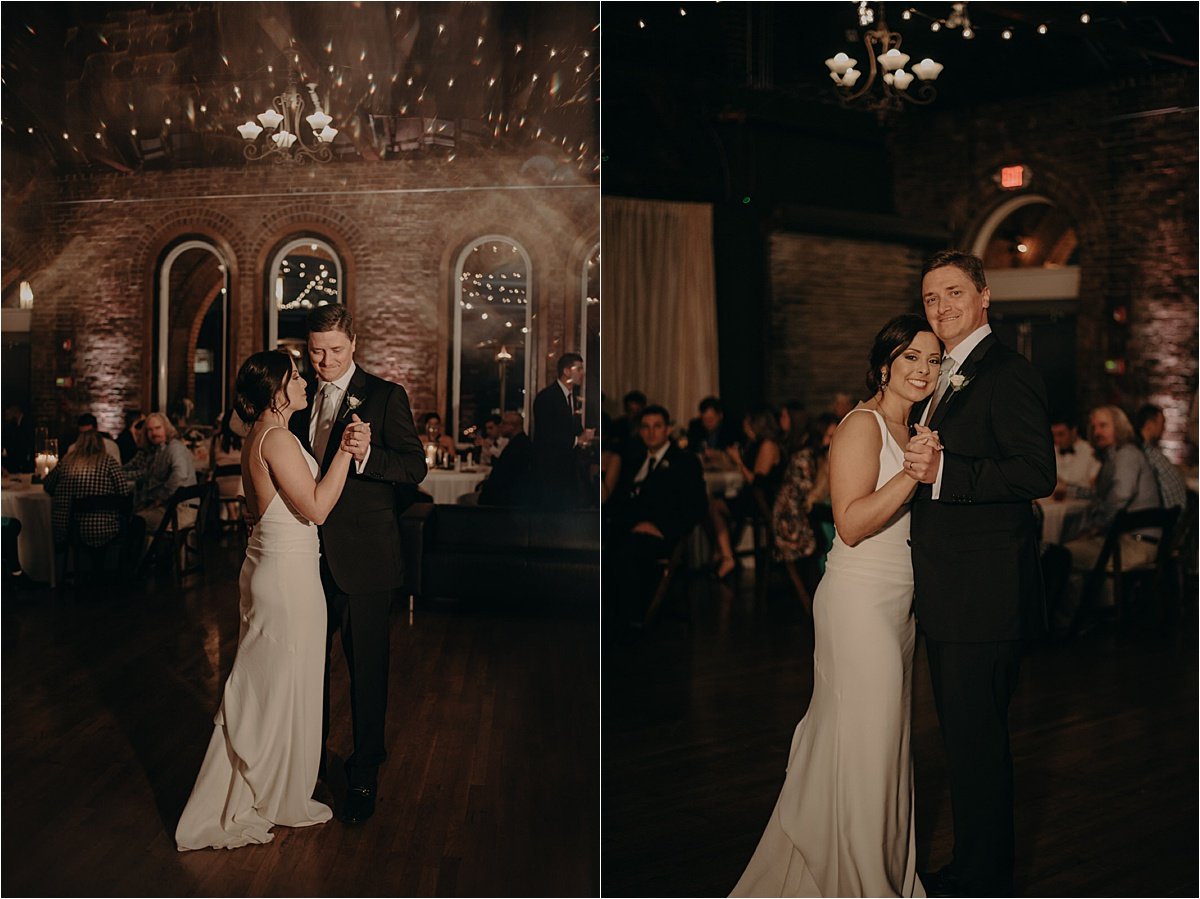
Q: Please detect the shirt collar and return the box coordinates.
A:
[558,379,573,402]
[944,323,991,370]
[647,442,670,465]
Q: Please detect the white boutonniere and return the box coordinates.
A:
[344,394,364,414]
[948,373,971,392]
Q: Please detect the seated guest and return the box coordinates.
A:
[67,412,122,465]
[1050,416,1100,500]
[1055,405,1162,630]
[709,406,785,579]
[473,414,503,462]
[686,396,741,464]
[805,413,839,575]
[123,411,199,534]
[44,430,132,575]
[612,390,647,455]
[115,409,143,464]
[773,401,817,613]
[1,402,35,474]
[606,405,707,623]
[479,412,533,507]
[1135,403,1188,510]
[420,412,458,458]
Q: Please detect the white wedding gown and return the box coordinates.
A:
[731,409,924,897]
[176,429,332,850]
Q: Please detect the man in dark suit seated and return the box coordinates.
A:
[606,405,708,626]
[479,412,533,507]
[686,396,741,465]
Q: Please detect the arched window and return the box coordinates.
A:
[266,236,344,367]
[580,243,600,429]
[155,239,230,424]
[971,195,1080,302]
[970,195,1081,419]
[452,236,532,441]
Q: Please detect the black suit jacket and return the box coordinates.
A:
[909,334,1056,642]
[479,431,533,507]
[533,381,581,463]
[610,443,708,547]
[290,366,427,595]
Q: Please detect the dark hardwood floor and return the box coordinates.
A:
[602,570,1199,898]
[2,537,599,897]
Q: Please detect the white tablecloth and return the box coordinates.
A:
[703,469,744,498]
[2,475,57,586]
[423,468,488,504]
[1036,497,1090,545]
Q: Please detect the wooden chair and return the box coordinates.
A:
[1075,506,1180,631]
[139,482,215,580]
[643,539,689,629]
[212,463,247,544]
[65,493,133,585]
[733,485,775,598]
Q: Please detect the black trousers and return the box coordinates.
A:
[924,637,1022,894]
[321,558,393,789]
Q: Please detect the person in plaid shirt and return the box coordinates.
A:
[44,430,131,552]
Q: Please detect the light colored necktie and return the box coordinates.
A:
[312,382,338,460]
[922,355,954,425]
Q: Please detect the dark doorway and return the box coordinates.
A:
[989,303,1078,424]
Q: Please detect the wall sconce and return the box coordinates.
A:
[19,281,33,309]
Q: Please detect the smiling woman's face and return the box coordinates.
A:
[885,331,942,403]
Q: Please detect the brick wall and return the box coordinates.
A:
[767,235,925,412]
[889,71,1199,462]
[9,153,598,436]
[766,72,1197,462]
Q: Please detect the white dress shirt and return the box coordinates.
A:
[930,324,991,500]
[311,362,369,471]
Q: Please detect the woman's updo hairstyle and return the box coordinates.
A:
[234,350,295,424]
[865,313,942,397]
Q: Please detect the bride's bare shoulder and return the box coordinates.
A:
[831,407,882,450]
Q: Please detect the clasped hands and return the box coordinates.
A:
[902,424,942,484]
[339,414,371,463]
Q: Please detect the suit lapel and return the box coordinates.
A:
[931,334,995,430]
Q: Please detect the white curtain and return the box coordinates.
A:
[601,197,720,431]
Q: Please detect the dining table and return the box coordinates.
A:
[422,467,489,504]
[1035,496,1090,545]
[2,473,57,586]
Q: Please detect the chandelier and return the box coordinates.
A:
[825,2,945,114]
[236,68,339,164]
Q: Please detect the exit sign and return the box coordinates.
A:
[998,165,1029,189]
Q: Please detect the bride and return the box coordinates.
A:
[176,350,369,851]
[731,314,943,897]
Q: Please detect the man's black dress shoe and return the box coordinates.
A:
[343,786,376,825]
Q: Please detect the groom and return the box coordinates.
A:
[291,304,427,824]
[903,251,1055,896]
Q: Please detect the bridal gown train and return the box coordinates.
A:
[731,409,924,898]
[175,429,331,850]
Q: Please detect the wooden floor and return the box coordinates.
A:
[2,538,599,897]
[602,570,1199,898]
